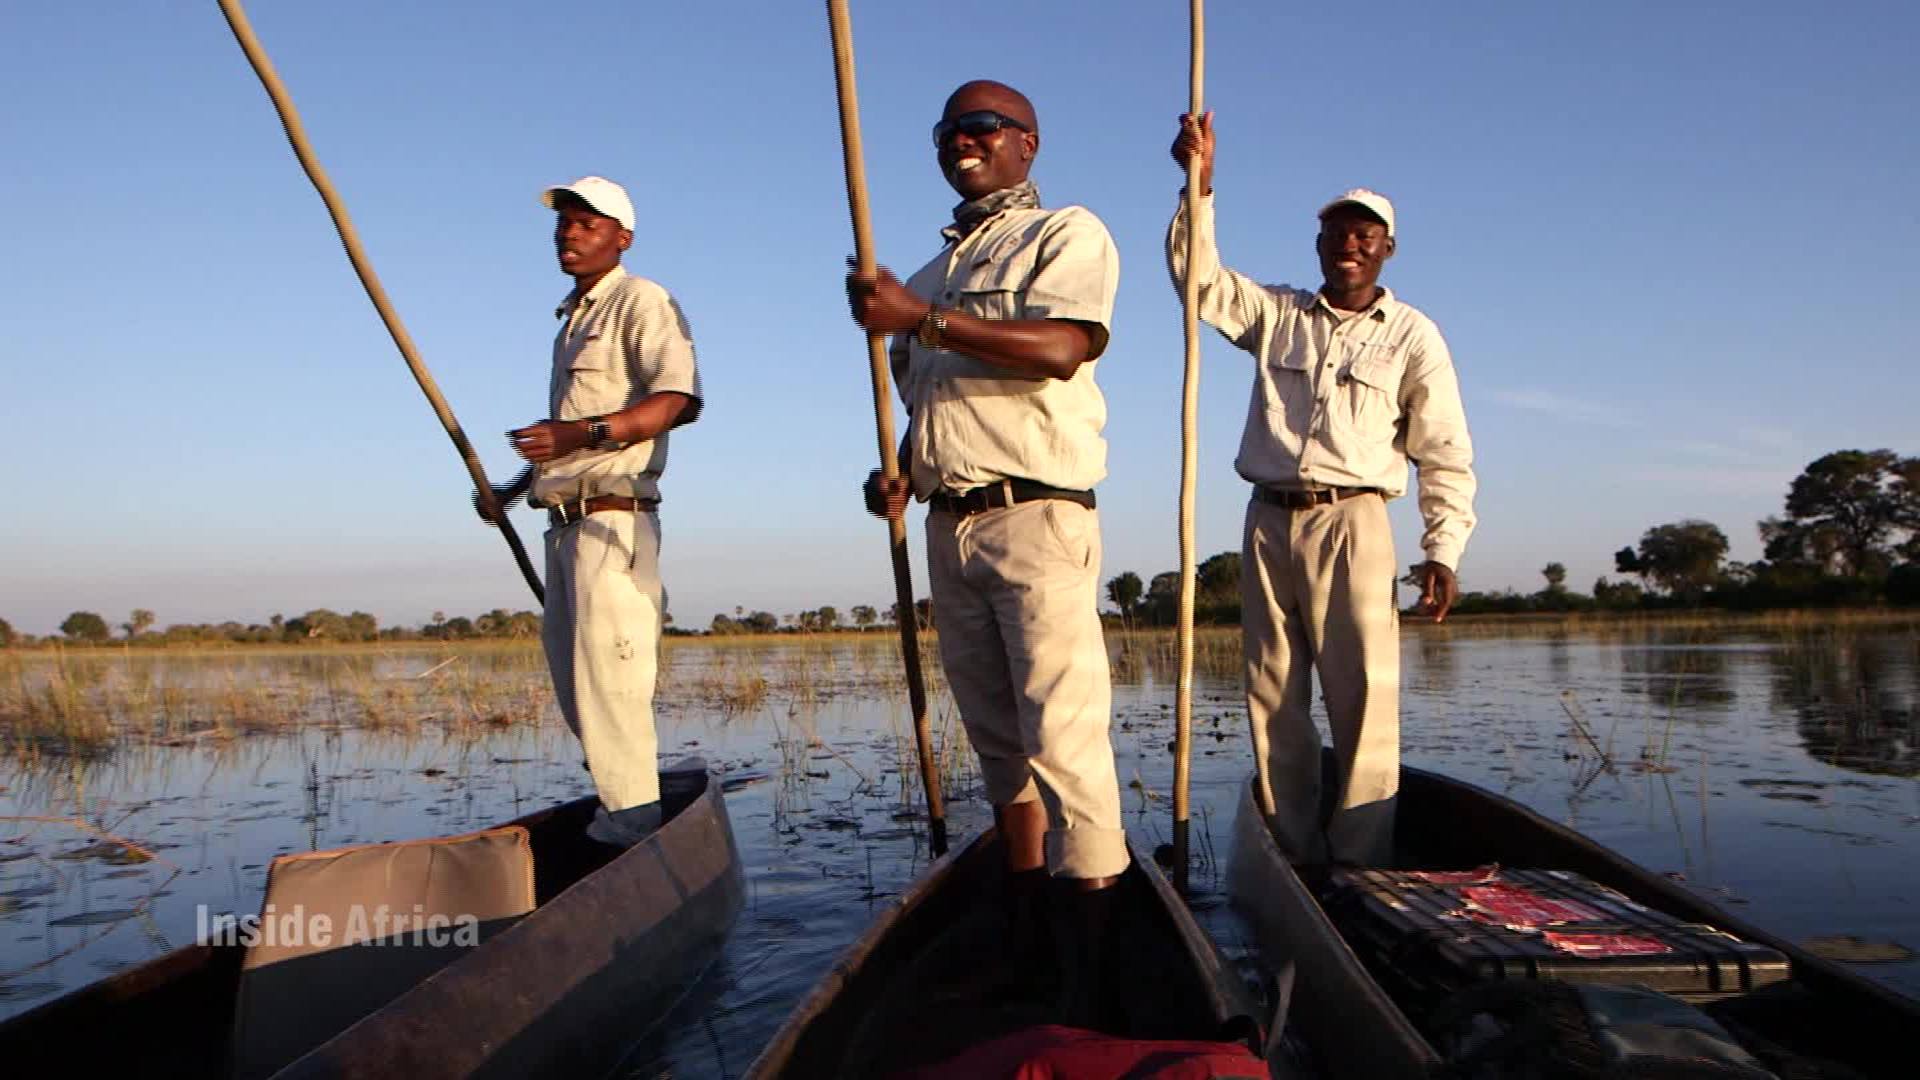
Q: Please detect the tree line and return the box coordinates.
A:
[3,608,545,648]
[1102,448,1920,623]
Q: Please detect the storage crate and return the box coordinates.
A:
[1322,867,1789,1009]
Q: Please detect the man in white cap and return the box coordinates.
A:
[1166,113,1476,870]
[478,175,703,846]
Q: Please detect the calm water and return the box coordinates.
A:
[2,622,1916,1072]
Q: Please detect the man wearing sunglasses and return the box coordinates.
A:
[1167,112,1477,873]
[846,80,1123,1023]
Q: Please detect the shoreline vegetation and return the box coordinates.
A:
[5,611,1916,762]
[4,605,1919,656]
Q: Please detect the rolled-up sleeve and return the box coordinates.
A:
[1398,321,1477,570]
[625,282,702,403]
[1166,194,1281,353]
[1022,206,1119,359]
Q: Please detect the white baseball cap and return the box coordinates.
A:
[1318,188,1395,237]
[541,176,635,232]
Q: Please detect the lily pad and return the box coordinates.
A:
[47,908,140,927]
[1802,935,1914,963]
[0,981,62,1002]
[49,841,150,866]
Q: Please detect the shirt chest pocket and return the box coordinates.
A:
[1335,343,1404,433]
[950,247,1036,322]
[559,330,628,418]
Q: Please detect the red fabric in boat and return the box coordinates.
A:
[894,1024,1266,1079]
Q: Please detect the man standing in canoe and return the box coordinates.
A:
[1168,113,1477,869]
[848,80,1124,1016]
[478,176,703,848]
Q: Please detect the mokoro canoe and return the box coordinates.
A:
[745,829,1284,1079]
[1229,765,1917,1079]
[0,759,743,1079]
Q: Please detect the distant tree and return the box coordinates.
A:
[851,605,877,629]
[61,611,110,643]
[913,597,935,630]
[122,609,155,639]
[816,606,839,630]
[1592,577,1645,610]
[1139,570,1181,624]
[1541,563,1567,592]
[744,611,779,634]
[1197,552,1241,599]
[442,616,474,639]
[709,614,740,635]
[288,609,348,640]
[1620,521,1729,602]
[344,611,379,641]
[0,617,14,648]
[1761,449,1920,577]
[1106,571,1144,622]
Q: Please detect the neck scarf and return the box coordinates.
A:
[942,179,1040,244]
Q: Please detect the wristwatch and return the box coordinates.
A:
[915,306,949,351]
[584,416,613,447]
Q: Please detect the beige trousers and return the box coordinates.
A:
[1242,493,1400,866]
[926,500,1128,880]
[541,509,662,812]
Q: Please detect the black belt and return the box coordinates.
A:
[545,495,658,528]
[1252,485,1380,509]
[929,479,1096,518]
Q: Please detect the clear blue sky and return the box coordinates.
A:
[3,1,1916,634]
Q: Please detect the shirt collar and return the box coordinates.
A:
[554,264,627,319]
[1310,284,1396,322]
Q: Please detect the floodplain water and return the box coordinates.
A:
[1,619,1915,1074]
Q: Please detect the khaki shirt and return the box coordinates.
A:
[892,205,1119,497]
[531,266,703,507]
[1167,195,1477,569]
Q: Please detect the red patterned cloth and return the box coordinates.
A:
[896,1024,1266,1080]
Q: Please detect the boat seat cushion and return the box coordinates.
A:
[228,825,536,1080]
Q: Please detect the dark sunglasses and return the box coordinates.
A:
[932,110,1031,147]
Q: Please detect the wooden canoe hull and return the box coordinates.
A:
[744,831,1273,1079]
[277,762,744,1078]
[0,763,743,1079]
[1229,766,1918,1079]
[1228,777,1439,1080]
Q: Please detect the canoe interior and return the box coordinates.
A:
[1396,765,1911,1077]
[750,831,1265,1079]
[1232,765,1915,1080]
[0,773,713,1078]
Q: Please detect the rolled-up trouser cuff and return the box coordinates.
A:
[1046,825,1129,880]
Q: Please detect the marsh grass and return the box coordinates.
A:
[12,610,1902,767]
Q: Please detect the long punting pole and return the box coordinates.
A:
[824,0,948,857]
[215,0,544,605]
[1172,0,1206,897]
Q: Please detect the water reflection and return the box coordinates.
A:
[1770,633,1920,776]
[1618,637,1736,711]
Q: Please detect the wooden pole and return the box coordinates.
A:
[215,0,544,605]
[1173,0,1206,897]
[824,0,947,857]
